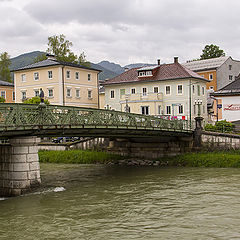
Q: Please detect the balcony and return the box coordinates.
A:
[120,92,163,102]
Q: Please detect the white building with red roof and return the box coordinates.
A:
[103,57,210,121]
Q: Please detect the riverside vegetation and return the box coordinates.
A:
[38,150,240,168]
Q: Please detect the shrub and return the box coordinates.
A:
[0,97,5,103]
[23,96,50,105]
[204,120,233,133]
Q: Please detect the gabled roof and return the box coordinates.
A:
[182,56,229,72]
[213,77,240,96]
[103,62,209,86]
[0,80,14,87]
[12,59,101,72]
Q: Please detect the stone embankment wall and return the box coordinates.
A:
[38,138,108,151]
[202,131,240,150]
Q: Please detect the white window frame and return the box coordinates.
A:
[1,91,6,99]
[88,73,91,81]
[48,88,54,98]
[166,105,171,115]
[142,87,147,96]
[165,85,171,95]
[88,89,92,99]
[209,86,214,90]
[202,86,205,95]
[141,106,150,115]
[34,89,40,97]
[179,105,184,114]
[48,71,53,79]
[153,86,159,93]
[21,91,27,100]
[76,72,79,80]
[209,74,213,80]
[110,90,115,99]
[131,88,136,94]
[66,70,71,79]
[21,74,26,82]
[76,88,80,98]
[229,75,233,81]
[34,72,39,81]
[66,87,72,97]
[177,85,183,95]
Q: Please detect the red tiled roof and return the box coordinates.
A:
[103,62,209,85]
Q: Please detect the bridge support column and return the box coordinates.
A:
[0,136,41,197]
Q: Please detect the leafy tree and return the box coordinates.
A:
[78,52,91,68]
[0,52,11,82]
[34,53,47,63]
[200,44,225,60]
[0,96,5,103]
[23,96,50,105]
[47,34,78,63]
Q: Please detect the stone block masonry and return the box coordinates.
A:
[0,136,41,197]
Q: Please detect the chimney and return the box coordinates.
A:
[124,67,129,72]
[157,59,160,65]
[46,54,56,60]
[174,57,178,63]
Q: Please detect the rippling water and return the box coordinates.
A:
[1,164,240,239]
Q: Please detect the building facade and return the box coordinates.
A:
[0,80,14,103]
[104,58,209,121]
[13,55,101,108]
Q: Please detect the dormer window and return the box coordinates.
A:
[138,71,153,77]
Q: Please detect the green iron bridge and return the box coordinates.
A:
[0,103,193,139]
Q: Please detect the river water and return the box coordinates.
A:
[1,164,240,240]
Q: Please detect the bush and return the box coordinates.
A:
[0,97,5,103]
[23,96,49,105]
[204,120,233,133]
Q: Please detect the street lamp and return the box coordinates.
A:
[194,99,203,117]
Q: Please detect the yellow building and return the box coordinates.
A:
[0,80,14,103]
[13,55,101,108]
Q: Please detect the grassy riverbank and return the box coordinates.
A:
[38,150,125,164]
[159,150,240,168]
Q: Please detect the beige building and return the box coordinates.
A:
[13,55,101,108]
[104,57,210,121]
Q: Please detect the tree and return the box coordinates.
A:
[23,96,49,105]
[78,52,91,68]
[47,34,78,63]
[0,52,11,82]
[0,96,5,103]
[200,44,225,60]
[34,53,47,63]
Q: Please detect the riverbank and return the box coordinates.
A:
[39,150,240,168]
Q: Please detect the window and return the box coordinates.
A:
[21,74,26,82]
[192,85,195,94]
[88,74,91,81]
[202,86,205,95]
[48,89,53,98]
[177,85,183,94]
[209,74,213,80]
[165,86,171,95]
[12,92,15,101]
[1,91,6,99]
[153,87,159,93]
[166,106,171,115]
[229,65,232,70]
[141,106,149,115]
[131,88,136,94]
[66,71,70,79]
[179,105,183,114]
[120,89,125,98]
[34,72,39,81]
[76,72,79,80]
[34,90,39,97]
[48,71,52,79]
[76,89,80,98]
[67,88,71,97]
[142,87,147,96]
[138,71,152,77]
[209,86,214,90]
[197,85,200,96]
[229,75,233,81]
[88,90,92,99]
[110,90,115,99]
[158,105,162,115]
[22,91,26,100]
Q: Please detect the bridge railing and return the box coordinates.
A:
[0,103,193,132]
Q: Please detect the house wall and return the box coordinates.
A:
[196,70,217,91]
[99,93,105,109]
[14,65,99,108]
[217,58,240,90]
[215,95,240,122]
[105,78,208,121]
[0,85,14,103]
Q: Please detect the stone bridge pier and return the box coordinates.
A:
[0,136,41,197]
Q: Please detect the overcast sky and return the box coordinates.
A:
[1,0,240,66]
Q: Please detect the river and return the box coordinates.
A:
[1,164,240,239]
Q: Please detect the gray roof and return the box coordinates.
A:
[12,59,101,72]
[182,56,229,71]
[0,80,14,87]
[213,77,240,96]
